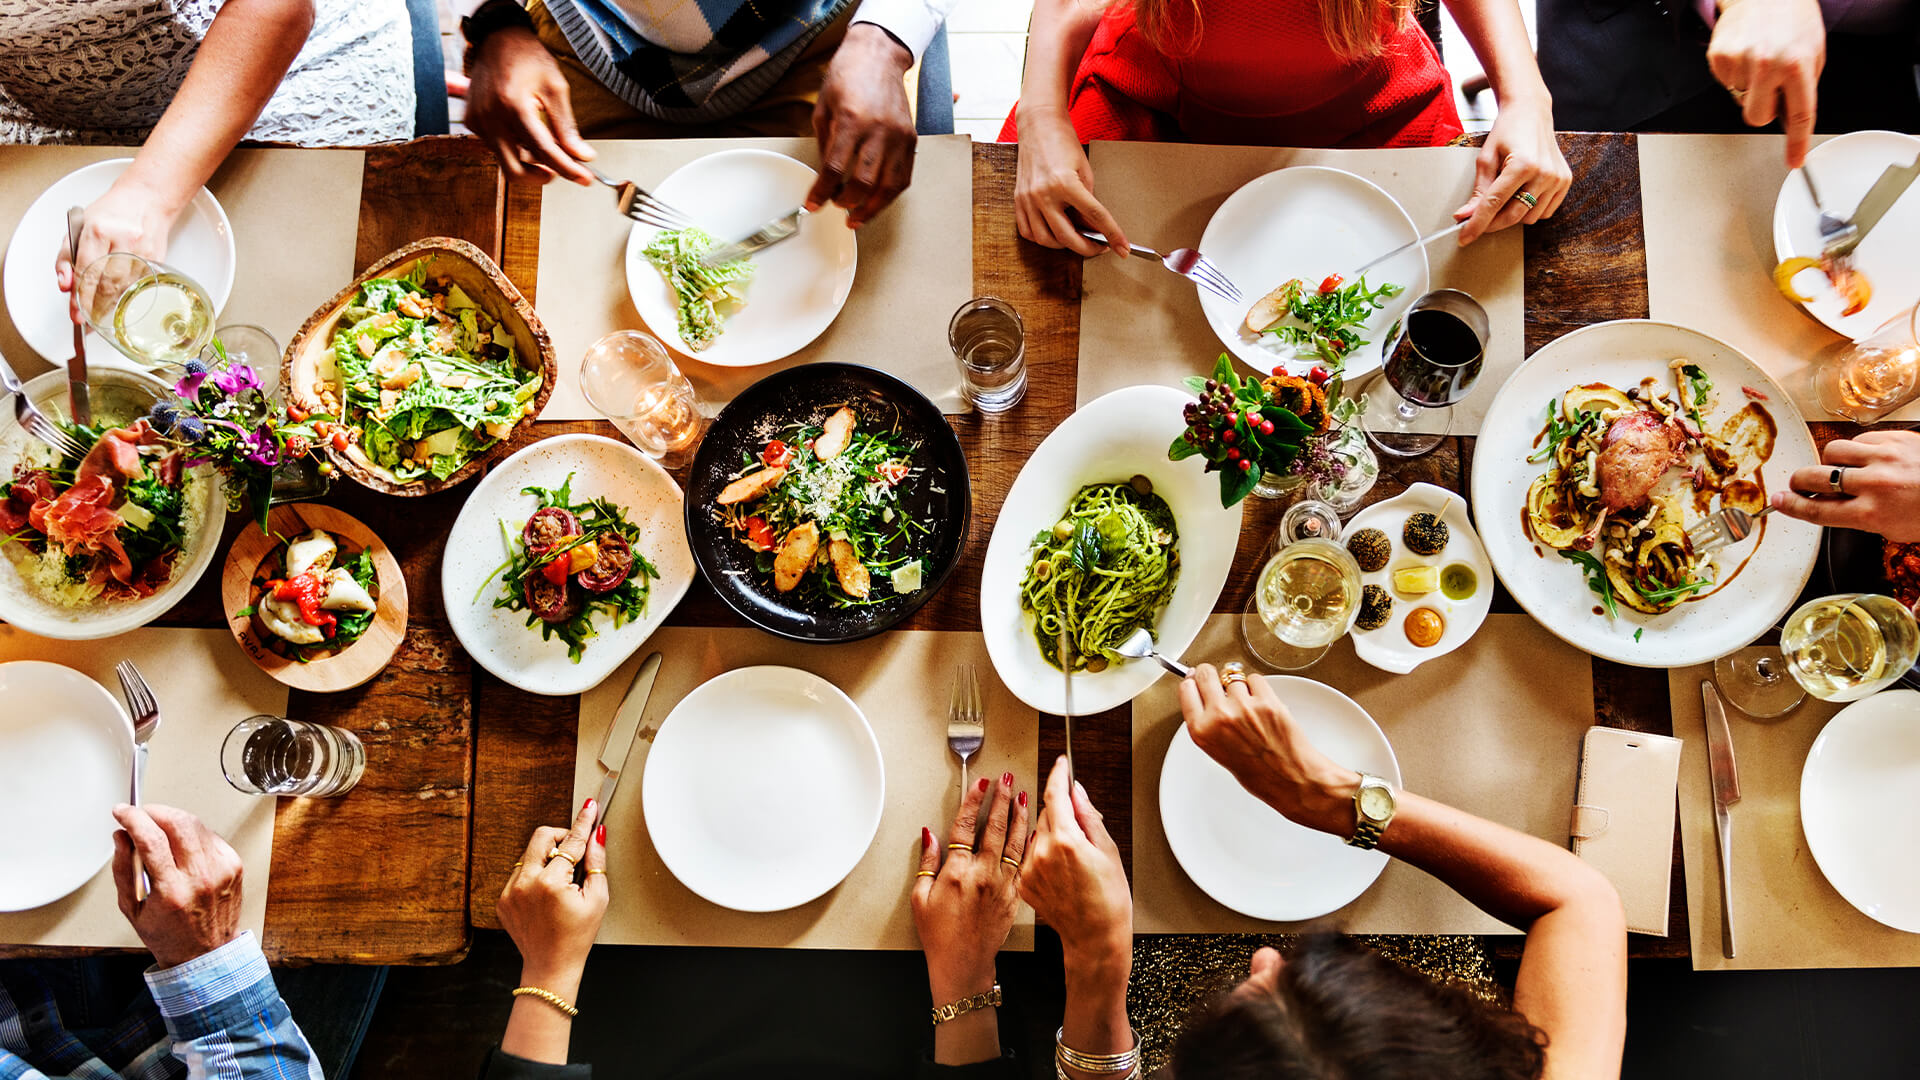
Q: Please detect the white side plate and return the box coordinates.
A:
[1772,131,1920,340]
[0,661,133,911]
[1343,482,1494,674]
[1801,689,1920,933]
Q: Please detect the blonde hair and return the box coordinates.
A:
[1123,0,1417,61]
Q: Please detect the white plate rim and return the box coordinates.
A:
[1343,481,1495,674]
[1770,130,1920,339]
[0,660,134,911]
[1800,688,1920,933]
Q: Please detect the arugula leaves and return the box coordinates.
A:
[1679,363,1712,424]
[1259,277,1405,363]
[1560,549,1619,620]
[1527,397,1598,464]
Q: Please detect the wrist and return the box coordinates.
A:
[518,963,583,1002]
[846,22,913,73]
[929,966,998,1003]
[1062,939,1130,997]
[1261,763,1361,836]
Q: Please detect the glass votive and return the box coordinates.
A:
[1817,302,1919,423]
[579,330,707,466]
[208,324,282,402]
[949,297,1026,412]
[221,715,365,798]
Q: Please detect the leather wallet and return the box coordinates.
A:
[1571,726,1683,936]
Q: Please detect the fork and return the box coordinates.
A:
[586,167,697,233]
[115,660,163,901]
[1077,230,1243,303]
[946,665,984,793]
[0,351,87,460]
[1800,164,1860,258]
[1688,504,1775,556]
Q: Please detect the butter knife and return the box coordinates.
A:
[589,652,663,836]
[1058,625,1075,787]
[65,207,90,429]
[1828,154,1920,258]
[1701,680,1742,959]
[699,207,806,267]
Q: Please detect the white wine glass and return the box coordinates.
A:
[1713,646,1807,719]
[1816,302,1918,423]
[78,253,215,369]
[1241,537,1363,671]
[1778,593,1920,703]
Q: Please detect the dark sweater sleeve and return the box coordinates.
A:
[916,1050,1022,1078]
[479,1046,593,1079]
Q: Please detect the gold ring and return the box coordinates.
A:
[586,868,605,875]
[511,861,523,870]
[947,843,972,852]
[546,846,576,866]
[1728,85,1748,104]
[1515,191,1538,209]
[917,869,937,878]
[1001,856,1021,870]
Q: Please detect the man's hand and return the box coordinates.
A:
[1707,0,1826,167]
[1774,429,1920,542]
[807,24,917,227]
[111,804,245,969]
[466,26,596,185]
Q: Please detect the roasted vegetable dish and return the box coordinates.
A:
[482,474,660,662]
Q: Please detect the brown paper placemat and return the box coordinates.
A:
[536,136,973,419]
[0,627,287,948]
[573,627,1038,950]
[1637,135,1915,423]
[1133,612,1591,935]
[1077,142,1523,434]
[0,146,364,376]
[1670,666,1920,969]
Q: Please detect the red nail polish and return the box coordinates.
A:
[977,776,990,792]
[1018,791,1028,807]
[595,824,606,846]
[583,797,595,813]
[922,826,933,847]
[1002,771,1013,786]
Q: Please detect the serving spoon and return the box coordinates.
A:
[1111,628,1193,679]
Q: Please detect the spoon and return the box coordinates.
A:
[1112,628,1194,679]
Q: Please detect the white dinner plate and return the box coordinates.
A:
[440,434,695,696]
[1342,482,1494,674]
[1772,131,1920,339]
[624,149,856,367]
[1471,320,1821,668]
[1196,166,1428,381]
[0,661,133,911]
[980,385,1244,715]
[1160,676,1400,922]
[643,666,884,912]
[1801,689,1920,933]
[3,158,235,367]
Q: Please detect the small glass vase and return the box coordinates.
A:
[1304,427,1380,515]
[268,457,331,503]
[1252,469,1308,500]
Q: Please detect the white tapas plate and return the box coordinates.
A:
[3,158,235,367]
[980,384,1244,715]
[1471,320,1821,668]
[0,661,133,911]
[1161,675,1400,922]
[1342,481,1493,674]
[440,434,695,696]
[1801,689,1920,933]
[624,149,856,367]
[1772,130,1920,339]
[643,666,884,912]
[1196,165,1428,381]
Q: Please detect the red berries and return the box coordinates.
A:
[1238,459,1254,472]
[1260,420,1276,435]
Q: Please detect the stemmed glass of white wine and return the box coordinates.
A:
[77,253,215,369]
[1241,536,1363,671]
[1716,593,1920,714]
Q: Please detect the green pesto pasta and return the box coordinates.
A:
[1020,480,1180,673]
[643,227,754,351]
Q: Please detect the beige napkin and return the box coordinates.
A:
[0,146,364,376]
[0,627,286,948]
[572,627,1038,950]
[1638,134,1917,423]
[1670,666,1920,969]
[1076,141,1523,435]
[1133,612,1591,935]
[535,135,974,419]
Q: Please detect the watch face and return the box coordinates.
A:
[1358,784,1394,820]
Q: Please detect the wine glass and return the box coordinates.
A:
[208,324,283,401]
[1241,537,1363,671]
[1717,594,1920,711]
[1816,301,1919,423]
[579,330,708,467]
[77,253,215,369]
[1361,288,1489,458]
[1713,646,1806,718]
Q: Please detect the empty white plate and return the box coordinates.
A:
[624,149,857,367]
[1772,131,1920,340]
[3,158,235,367]
[643,666,884,912]
[0,661,133,911]
[1160,676,1401,922]
[1801,689,1920,933]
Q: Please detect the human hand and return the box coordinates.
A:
[913,771,1030,1001]
[497,798,609,996]
[57,177,177,325]
[1017,756,1131,976]
[1453,95,1572,244]
[465,26,596,186]
[1707,0,1825,168]
[807,24,917,228]
[1773,430,1920,542]
[1013,107,1126,257]
[1179,664,1359,835]
[111,804,244,969]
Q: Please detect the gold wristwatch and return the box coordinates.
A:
[1345,773,1395,850]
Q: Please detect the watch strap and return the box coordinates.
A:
[1346,818,1385,850]
[1345,773,1392,850]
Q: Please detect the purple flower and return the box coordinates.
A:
[212,364,260,397]
[174,370,208,399]
[241,424,281,467]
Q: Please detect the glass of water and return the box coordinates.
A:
[579,330,708,467]
[949,297,1025,412]
[221,715,366,798]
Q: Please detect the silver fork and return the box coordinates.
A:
[1688,504,1775,556]
[946,665,984,793]
[1077,230,1242,303]
[115,660,163,901]
[1801,165,1860,258]
[586,167,697,233]
[0,351,87,460]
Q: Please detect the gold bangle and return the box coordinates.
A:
[1055,1026,1141,1073]
[931,983,1001,1025]
[512,986,578,1018]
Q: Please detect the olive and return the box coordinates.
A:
[1129,474,1153,495]
[1052,519,1075,541]
[1085,657,1110,673]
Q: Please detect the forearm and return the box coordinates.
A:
[1017,0,1106,123]
[1058,949,1133,1079]
[1440,0,1550,105]
[145,932,322,1078]
[500,965,581,1065]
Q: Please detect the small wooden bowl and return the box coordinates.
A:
[281,237,556,496]
[222,504,409,692]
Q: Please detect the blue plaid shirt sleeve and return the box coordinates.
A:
[142,933,322,1080]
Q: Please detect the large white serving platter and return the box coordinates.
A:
[1801,689,1920,933]
[0,661,133,911]
[1772,130,1920,340]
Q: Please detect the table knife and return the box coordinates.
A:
[699,207,806,267]
[65,207,90,429]
[1345,220,1465,282]
[1829,154,1920,258]
[1058,625,1075,787]
[1701,679,1742,959]
[589,652,663,835]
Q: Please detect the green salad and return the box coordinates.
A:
[644,228,754,352]
[323,263,543,484]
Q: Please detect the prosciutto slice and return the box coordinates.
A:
[30,472,132,582]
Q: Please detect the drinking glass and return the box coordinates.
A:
[77,253,215,368]
[208,324,282,401]
[1817,302,1920,423]
[1778,593,1920,703]
[579,330,707,467]
[1362,289,1489,457]
[949,297,1026,412]
[1713,646,1807,718]
[221,715,366,797]
[1241,537,1363,671]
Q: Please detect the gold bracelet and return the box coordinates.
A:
[1055,1026,1141,1074]
[511,986,579,1018]
[930,983,1001,1025]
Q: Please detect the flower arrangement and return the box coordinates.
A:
[1169,354,1369,508]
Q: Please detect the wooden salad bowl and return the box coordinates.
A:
[222,503,409,693]
[281,237,556,496]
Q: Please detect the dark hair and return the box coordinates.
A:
[1170,935,1548,1080]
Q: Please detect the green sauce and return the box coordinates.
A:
[1440,563,1477,601]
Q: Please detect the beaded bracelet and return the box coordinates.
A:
[511,986,579,1018]
[931,983,1002,1025]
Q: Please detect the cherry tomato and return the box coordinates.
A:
[1319,274,1343,294]
[1308,366,1331,386]
[761,440,795,469]
[876,461,910,485]
[540,553,572,586]
[743,516,777,552]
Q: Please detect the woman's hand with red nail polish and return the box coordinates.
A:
[498,796,610,1002]
[912,768,1032,1035]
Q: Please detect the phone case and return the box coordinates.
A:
[1571,726,1683,936]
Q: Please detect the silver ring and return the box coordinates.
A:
[1829,466,1847,494]
[1728,85,1749,105]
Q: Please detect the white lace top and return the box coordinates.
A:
[0,0,416,146]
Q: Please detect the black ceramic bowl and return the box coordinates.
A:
[1823,527,1920,690]
[683,363,970,643]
